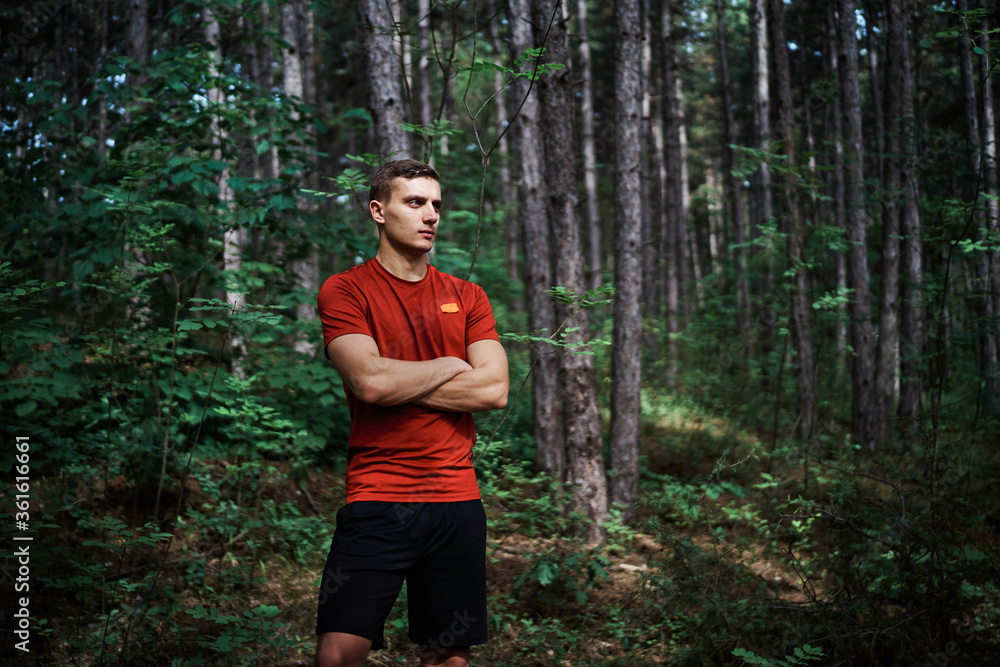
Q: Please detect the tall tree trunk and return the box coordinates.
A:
[750,0,773,324]
[510,0,564,483]
[205,3,244,365]
[610,0,642,520]
[577,0,602,292]
[897,0,923,439]
[864,0,886,185]
[282,1,319,358]
[769,0,816,440]
[796,11,817,177]
[300,0,316,115]
[839,0,877,448]
[661,0,681,383]
[396,0,411,99]
[358,0,412,158]
[126,0,149,85]
[534,0,608,545]
[677,82,699,311]
[641,0,660,361]
[124,0,151,329]
[978,4,999,415]
[418,0,433,159]
[716,0,750,339]
[707,169,724,279]
[261,0,280,183]
[487,0,516,284]
[650,39,671,379]
[828,2,849,380]
[961,0,991,419]
[875,0,913,448]
[97,0,109,156]
[960,0,981,199]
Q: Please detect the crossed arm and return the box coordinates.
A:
[325,334,508,413]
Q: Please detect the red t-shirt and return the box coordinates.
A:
[317,259,500,503]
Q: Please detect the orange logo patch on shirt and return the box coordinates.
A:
[440,302,460,313]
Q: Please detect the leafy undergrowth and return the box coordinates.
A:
[8,398,1000,666]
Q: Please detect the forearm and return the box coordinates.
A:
[351,355,469,406]
[413,367,508,413]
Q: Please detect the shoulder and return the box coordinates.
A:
[428,265,487,296]
[318,262,379,310]
[321,260,376,292]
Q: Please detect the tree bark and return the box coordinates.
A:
[661,0,682,383]
[576,0,602,292]
[97,0,109,156]
[828,2,849,381]
[716,0,750,339]
[978,4,999,415]
[896,0,923,439]
[205,4,246,378]
[358,0,412,158]
[640,0,660,360]
[875,0,901,448]
[418,0,433,159]
[282,1,319,358]
[126,0,149,84]
[875,0,913,448]
[300,0,316,116]
[707,169,724,279]
[510,0,564,483]
[487,0,516,284]
[750,0,773,266]
[838,0,877,448]
[534,0,608,545]
[610,0,643,520]
[260,0,280,182]
[769,0,816,441]
[864,0,886,185]
[677,81,699,311]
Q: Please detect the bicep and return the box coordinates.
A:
[467,339,508,381]
[326,333,382,393]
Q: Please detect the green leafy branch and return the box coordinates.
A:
[476,284,613,464]
[732,643,825,666]
[466,47,566,82]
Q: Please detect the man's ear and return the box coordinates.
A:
[369,199,385,224]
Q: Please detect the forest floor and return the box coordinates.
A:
[180,403,828,666]
[32,397,1000,666]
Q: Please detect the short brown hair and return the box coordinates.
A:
[369,159,440,204]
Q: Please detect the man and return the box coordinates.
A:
[315,159,509,667]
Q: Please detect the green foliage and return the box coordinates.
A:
[732,644,824,666]
[501,284,615,355]
[514,547,610,606]
[465,46,567,81]
[632,422,999,665]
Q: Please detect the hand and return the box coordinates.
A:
[443,356,474,376]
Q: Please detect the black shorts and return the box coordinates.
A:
[315,499,488,651]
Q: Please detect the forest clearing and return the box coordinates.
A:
[2,0,999,665]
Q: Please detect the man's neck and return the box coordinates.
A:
[374,248,429,281]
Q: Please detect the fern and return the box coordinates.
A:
[732,643,825,666]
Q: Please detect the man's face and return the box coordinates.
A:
[371,176,442,258]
